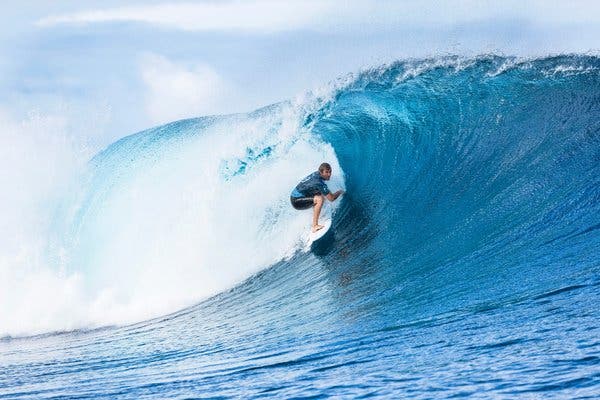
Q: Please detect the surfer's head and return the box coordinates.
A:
[319,162,332,180]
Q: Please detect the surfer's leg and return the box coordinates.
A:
[312,195,325,232]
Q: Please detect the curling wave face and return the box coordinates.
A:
[310,55,600,323]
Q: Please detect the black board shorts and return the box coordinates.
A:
[291,196,314,210]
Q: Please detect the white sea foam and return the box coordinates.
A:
[0,108,97,336]
[0,102,344,337]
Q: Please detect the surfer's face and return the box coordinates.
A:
[320,169,332,180]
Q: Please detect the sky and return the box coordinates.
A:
[1,0,599,145]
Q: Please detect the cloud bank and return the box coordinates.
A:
[36,1,334,33]
[36,1,600,33]
[140,54,233,125]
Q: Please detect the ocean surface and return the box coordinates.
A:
[1,55,599,398]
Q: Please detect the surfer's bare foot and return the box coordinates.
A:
[311,224,324,233]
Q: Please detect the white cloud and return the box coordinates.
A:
[35,1,600,33]
[140,53,233,124]
[36,1,335,33]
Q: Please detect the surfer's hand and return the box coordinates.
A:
[330,190,344,200]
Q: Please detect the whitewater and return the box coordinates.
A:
[1,55,599,398]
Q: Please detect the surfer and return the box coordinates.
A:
[290,163,344,232]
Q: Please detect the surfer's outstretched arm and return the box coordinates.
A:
[326,190,344,202]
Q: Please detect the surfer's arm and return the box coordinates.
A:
[326,190,344,202]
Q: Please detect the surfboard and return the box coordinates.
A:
[308,218,332,243]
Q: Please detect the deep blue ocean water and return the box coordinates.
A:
[1,55,599,398]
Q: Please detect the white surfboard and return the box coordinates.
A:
[308,218,332,243]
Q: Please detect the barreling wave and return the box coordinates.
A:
[306,54,600,322]
[2,55,599,341]
[2,54,600,399]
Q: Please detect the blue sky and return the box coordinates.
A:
[1,1,599,143]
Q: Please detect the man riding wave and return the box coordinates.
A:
[290,163,344,232]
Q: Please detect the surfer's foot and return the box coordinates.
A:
[311,224,325,233]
